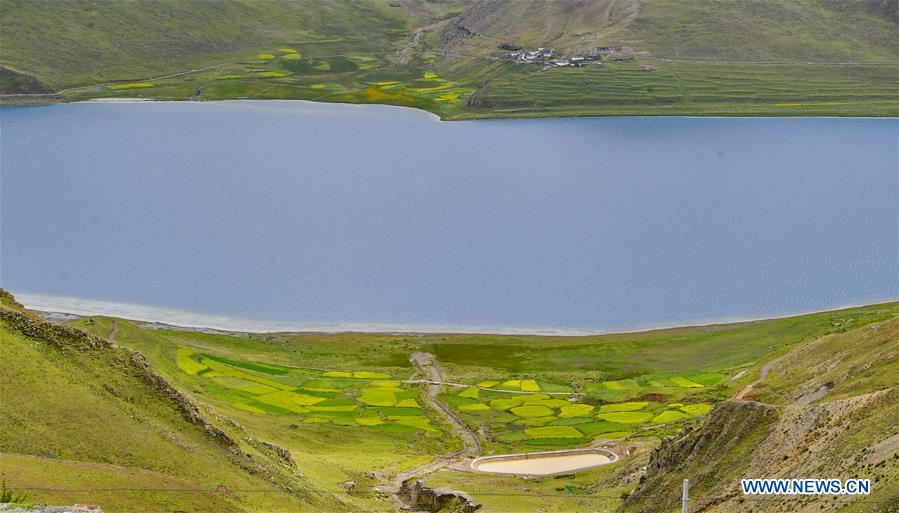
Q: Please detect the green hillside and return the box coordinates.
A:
[3,288,896,512]
[439,0,899,117]
[0,0,428,89]
[438,0,898,62]
[0,291,347,513]
[69,317,461,513]
[59,296,899,513]
[608,0,898,61]
[623,316,899,513]
[1,0,895,117]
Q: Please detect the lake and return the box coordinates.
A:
[1,101,896,333]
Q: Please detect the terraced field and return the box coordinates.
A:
[470,61,899,117]
[63,55,897,118]
[175,349,437,433]
[62,47,474,117]
[174,343,723,451]
[443,373,719,450]
[48,301,897,512]
[3,0,896,117]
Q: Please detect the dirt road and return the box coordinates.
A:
[734,355,784,400]
[410,352,481,457]
[402,378,571,395]
[382,352,481,507]
[107,319,120,343]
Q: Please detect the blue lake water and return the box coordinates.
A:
[1,101,896,333]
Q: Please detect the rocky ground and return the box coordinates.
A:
[0,506,102,513]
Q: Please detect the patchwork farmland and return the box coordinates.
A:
[62,47,474,118]
[443,375,718,451]
[4,292,898,513]
[466,61,899,118]
[3,1,895,117]
[173,345,722,452]
[176,349,439,433]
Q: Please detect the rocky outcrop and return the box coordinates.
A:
[399,480,481,513]
[644,401,777,477]
[262,441,297,468]
[623,388,899,512]
[0,293,347,512]
[0,67,55,95]
[623,400,778,513]
[0,289,25,310]
[0,505,102,513]
[622,314,899,512]
[125,348,255,463]
[0,308,112,351]
[0,305,257,472]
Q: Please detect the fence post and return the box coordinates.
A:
[682,479,689,513]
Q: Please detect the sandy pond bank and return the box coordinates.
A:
[471,448,619,476]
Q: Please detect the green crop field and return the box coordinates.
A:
[1,0,895,117]
[171,347,438,432]
[56,319,455,513]
[442,378,716,451]
[3,289,898,512]
[52,299,899,511]
[463,60,899,118]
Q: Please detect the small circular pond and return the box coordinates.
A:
[470,448,618,476]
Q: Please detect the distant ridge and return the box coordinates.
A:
[1,0,895,117]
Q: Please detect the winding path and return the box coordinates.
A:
[107,319,120,343]
[411,352,481,456]
[382,352,481,507]
[402,378,572,395]
[734,355,784,401]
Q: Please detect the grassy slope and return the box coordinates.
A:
[1,0,895,117]
[446,0,899,118]
[438,0,897,61]
[421,305,899,512]
[72,319,458,513]
[420,303,899,379]
[1,0,278,88]
[460,60,899,118]
[2,287,896,512]
[622,315,899,513]
[609,0,898,61]
[0,66,53,94]
[0,0,422,89]
[754,317,899,404]
[60,300,899,513]
[0,293,346,513]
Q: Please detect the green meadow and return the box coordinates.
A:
[0,295,347,513]
[174,346,437,431]
[424,462,629,513]
[3,1,895,117]
[72,320,454,513]
[59,301,897,511]
[442,371,719,451]
[4,287,898,512]
[59,51,898,119]
[62,49,475,118]
[460,60,899,118]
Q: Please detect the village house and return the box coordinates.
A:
[506,46,598,67]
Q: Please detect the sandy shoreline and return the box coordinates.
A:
[54,98,898,121]
[14,292,897,337]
